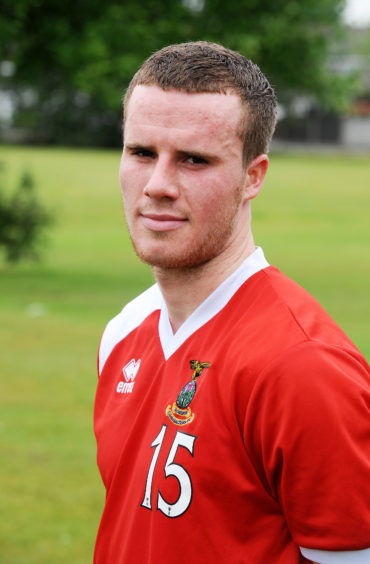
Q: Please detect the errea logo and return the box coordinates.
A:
[116,358,141,394]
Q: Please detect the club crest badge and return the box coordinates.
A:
[166,360,211,426]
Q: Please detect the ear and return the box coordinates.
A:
[243,154,269,201]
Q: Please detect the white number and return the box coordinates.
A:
[141,425,196,518]
[158,430,196,517]
[141,425,166,510]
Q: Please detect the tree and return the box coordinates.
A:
[0,166,53,263]
[0,0,353,146]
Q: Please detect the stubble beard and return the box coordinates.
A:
[127,185,245,271]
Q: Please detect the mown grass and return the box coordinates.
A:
[0,145,369,563]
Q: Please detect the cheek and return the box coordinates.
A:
[193,173,240,211]
[119,162,144,201]
[188,192,228,232]
[119,171,137,219]
[118,165,125,190]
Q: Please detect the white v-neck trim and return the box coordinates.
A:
[158,247,269,360]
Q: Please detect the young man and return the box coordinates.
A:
[94,42,370,563]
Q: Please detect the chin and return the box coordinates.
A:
[133,243,221,270]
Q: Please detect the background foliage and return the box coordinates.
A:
[0,0,353,146]
[0,167,52,262]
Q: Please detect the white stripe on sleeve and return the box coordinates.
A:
[300,547,370,563]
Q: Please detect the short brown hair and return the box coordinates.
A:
[124,41,277,165]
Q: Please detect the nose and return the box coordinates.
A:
[144,158,180,200]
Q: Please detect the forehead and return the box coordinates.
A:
[124,85,243,143]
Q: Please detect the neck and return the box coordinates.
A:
[153,233,255,334]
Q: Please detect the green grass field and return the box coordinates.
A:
[0,145,369,563]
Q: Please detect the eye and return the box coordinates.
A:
[127,146,155,159]
[185,154,208,165]
[134,149,155,158]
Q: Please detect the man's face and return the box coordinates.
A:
[120,85,253,270]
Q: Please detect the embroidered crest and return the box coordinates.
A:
[166,360,211,426]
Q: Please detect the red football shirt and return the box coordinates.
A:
[94,248,370,563]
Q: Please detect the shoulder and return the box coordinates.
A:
[98,284,162,374]
[258,339,369,398]
[226,266,364,375]
[246,266,362,354]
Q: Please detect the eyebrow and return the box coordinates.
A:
[125,143,155,151]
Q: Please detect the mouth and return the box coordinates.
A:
[139,212,188,232]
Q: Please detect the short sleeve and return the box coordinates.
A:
[246,341,370,551]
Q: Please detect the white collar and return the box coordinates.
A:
[158,247,269,360]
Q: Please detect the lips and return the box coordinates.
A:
[140,212,187,232]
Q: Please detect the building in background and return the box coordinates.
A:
[274,25,370,150]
